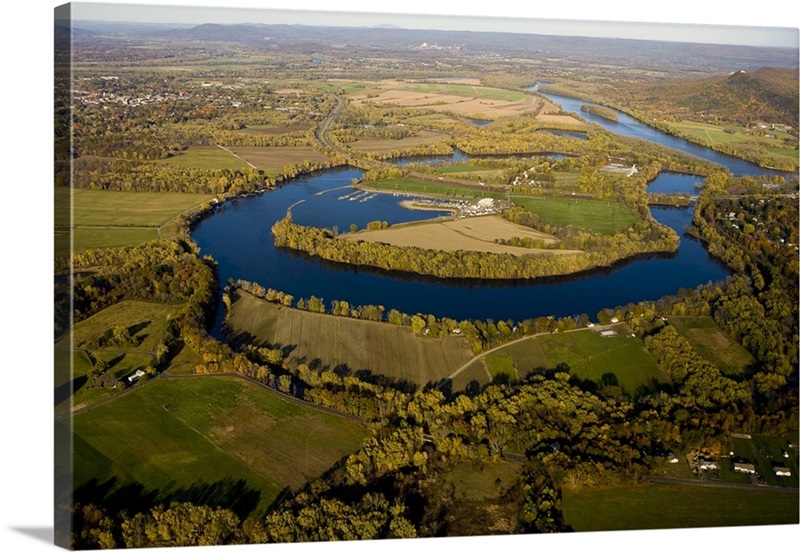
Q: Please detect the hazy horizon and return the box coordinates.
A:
[65,1,799,49]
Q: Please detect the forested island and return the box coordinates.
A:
[54,8,799,550]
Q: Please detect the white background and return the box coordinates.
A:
[1,1,797,550]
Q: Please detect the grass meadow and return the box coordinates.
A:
[511,195,640,235]
[56,187,215,251]
[348,130,449,153]
[444,460,522,536]
[402,82,529,102]
[54,301,194,416]
[668,316,755,377]
[365,177,506,199]
[451,329,664,395]
[563,483,799,531]
[71,376,368,518]
[227,146,330,176]
[154,145,249,170]
[537,330,667,394]
[226,293,473,387]
[484,337,549,380]
[670,120,798,166]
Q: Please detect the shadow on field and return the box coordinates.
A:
[55,375,88,406]
[73,476,262,520]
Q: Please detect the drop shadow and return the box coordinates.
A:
[9,526,52,545]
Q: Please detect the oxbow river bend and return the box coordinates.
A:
[193,88,790,336]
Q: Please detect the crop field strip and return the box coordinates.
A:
[227,146,331,174]
[668,316,755,377]
[70,376,368,518]
[57,187,216,251]
[346,79,583,123]
[348,130,450,153]
[340,215,578,257]
[226,292,473,387]
[511,195,640,235]
[153,145,251,170]
[563,483,799,531]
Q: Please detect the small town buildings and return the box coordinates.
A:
[733,462,756,474]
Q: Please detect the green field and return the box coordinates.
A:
[538,330,667,393]
[451,329,663,394]
[445,460,522,536]
[366,177,506,199]
[670,120,798,166]
[404,83,528,102]
[668,316,755,376]
[435,164,506,181]
[563,483,799,531]
[483,352,519,382]
[484,337,549,380]
[55,300,193,416]
[450,362,491,392]
[226,293,474,387]
[511,195,640,235]
[154,145,249,170]
[55,187,214,251]
[71,376,368,518]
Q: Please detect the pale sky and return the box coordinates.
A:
[66,0,800,48]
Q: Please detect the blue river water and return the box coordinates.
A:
[192,87,791,332]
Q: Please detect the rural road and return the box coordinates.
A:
[441,324,611,388]
[314,94,346,156]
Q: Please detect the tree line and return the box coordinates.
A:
[271,213,679,281]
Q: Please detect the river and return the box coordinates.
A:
[193,87,789,335]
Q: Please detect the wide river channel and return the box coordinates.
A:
[193,87,791,335]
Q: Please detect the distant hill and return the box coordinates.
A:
[79,21,797,73]
[618,67,799,128]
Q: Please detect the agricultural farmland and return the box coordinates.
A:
[225,292,473,387]
[512,195,640,235]
[563,483,799,531]
[227,146,331,174]
[346,79,584,124]
[70,376,368,518]
[340,215,576,256]
[55,187,215,251]
[537,329,667,393]
[450,327,667,394]
[348,129,450,154]
[154,145,250,170]
[668,316,755,376]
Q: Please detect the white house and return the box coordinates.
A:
[127,369,146,384]
[733,463,756,474]
[773,466,792,477]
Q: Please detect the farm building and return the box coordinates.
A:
[667,453,679,464]
[773,465,792,477]
[127,369,146,383]
[698,459,718,470]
